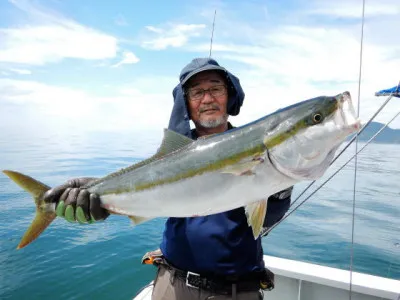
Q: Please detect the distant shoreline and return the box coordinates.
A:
[347,121,400,144]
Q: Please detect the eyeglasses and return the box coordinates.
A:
[187,85,227,101]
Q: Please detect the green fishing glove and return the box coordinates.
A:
[43,177,109,224]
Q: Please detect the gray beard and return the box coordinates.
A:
[197,114,229,128]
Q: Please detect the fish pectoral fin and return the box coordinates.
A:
[155,129,194,157]
[129,215,151,225]
[245,199,268,239]
[221,157,264,176]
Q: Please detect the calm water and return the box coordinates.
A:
[0,131,399,300]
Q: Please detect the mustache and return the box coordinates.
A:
[199,104,220,113]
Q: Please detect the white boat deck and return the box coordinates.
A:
[133,255,400,300]
[264,255,399,300]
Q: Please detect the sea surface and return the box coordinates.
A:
[0,131,399,300]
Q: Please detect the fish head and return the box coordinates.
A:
[266,91,361,180]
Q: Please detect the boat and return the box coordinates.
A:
[132,255,400,300]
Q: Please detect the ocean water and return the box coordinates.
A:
[0,131,399,300]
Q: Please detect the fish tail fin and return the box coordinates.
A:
[3,170,56,249]
[17,208,56,249]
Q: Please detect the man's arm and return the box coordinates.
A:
[263,186,293,229]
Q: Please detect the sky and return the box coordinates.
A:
[1,0,399,155]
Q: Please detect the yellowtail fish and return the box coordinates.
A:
[3,91,361,249]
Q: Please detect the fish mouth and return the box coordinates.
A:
[337,91,361,134]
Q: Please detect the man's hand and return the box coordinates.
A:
[43,177,109,224]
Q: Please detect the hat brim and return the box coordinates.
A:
[181,65,227,86]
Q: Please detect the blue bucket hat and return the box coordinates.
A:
[168,58,245,138]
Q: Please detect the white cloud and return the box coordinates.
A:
[112,51,140,68]
[0,78,173,131]
[8,68,31,75]
[140,24,206,50]
[0,76,177,155]
[307,1,400,18]
[0,0,118,65]
[146,26,163,34]
[181,1,400,128]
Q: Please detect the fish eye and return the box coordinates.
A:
[312,113,323,124]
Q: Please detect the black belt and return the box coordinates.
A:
[161,263,268,294]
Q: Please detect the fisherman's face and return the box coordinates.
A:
[186,70,228,129]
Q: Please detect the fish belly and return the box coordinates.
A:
[100,157,297,218]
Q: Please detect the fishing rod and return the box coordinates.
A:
[209,10,216,57]
[351,0,373,292]
[261,108,400,237]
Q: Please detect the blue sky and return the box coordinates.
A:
[1,0,399,153]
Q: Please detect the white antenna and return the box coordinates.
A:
[209,10,216,57]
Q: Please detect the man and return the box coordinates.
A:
[44,58,292,300]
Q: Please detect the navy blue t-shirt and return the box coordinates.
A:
[160,207,264,276]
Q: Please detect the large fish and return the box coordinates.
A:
[3,91,361,249]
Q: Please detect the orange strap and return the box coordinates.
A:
[141,249,163,265]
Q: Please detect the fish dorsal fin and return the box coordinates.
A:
[154,129,194,157]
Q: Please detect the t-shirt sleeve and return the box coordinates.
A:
[262,186,293,230]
